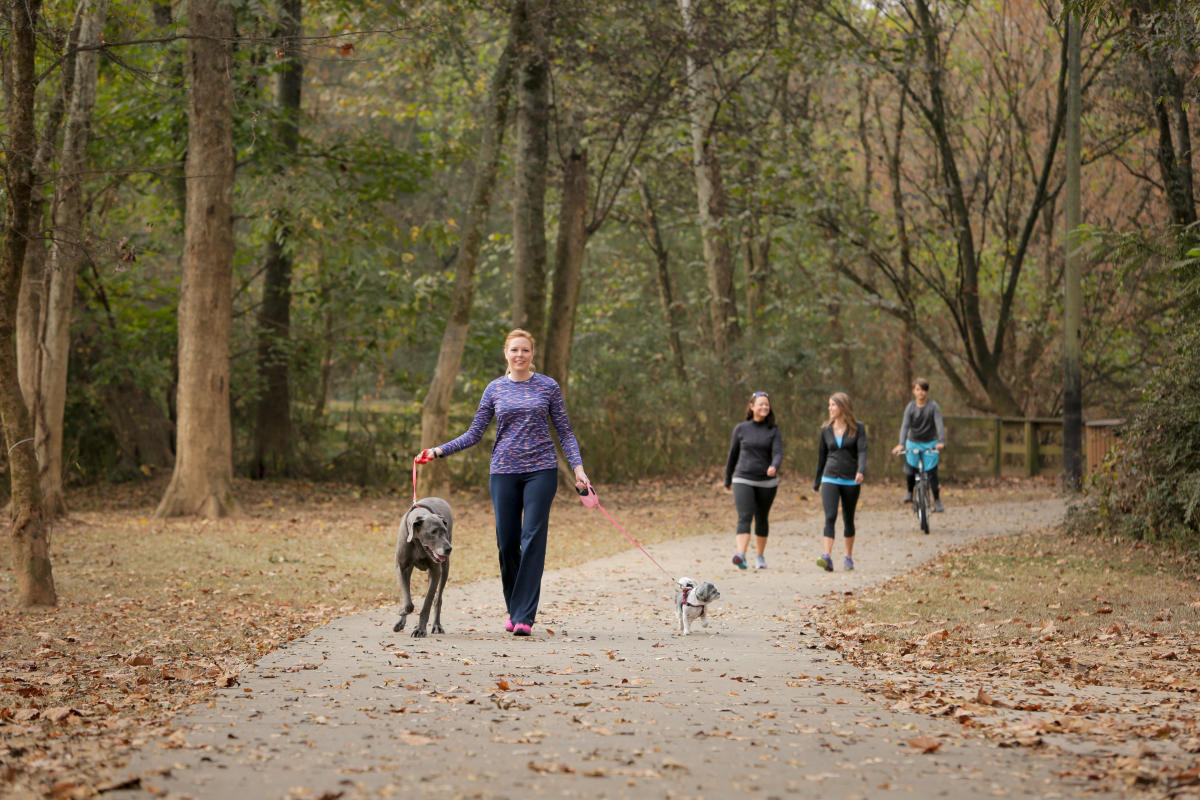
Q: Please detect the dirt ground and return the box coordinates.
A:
[3,478,1198,799]
[76,494,1199,799]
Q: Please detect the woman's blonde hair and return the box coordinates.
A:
[504,328,536,375]
[825,392,859,436]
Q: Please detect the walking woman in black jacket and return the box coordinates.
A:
[725,391,783,570]
[813,392,867,572]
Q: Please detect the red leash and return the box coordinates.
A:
[577,486,676,581]
[411,457,420,506]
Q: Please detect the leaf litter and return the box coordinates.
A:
[810,525,1200,795]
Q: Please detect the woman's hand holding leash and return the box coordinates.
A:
[414,448,440,465]
[573,465,589,492]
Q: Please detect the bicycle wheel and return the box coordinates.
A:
[916,476,930,534]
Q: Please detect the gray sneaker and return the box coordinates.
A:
[754,554,767,570]
[844,556,855,571]
[902,492,912,503]
[933,500,945,513]
[816,554,833,572]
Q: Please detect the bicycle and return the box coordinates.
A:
[900,446,937,534]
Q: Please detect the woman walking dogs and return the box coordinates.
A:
[417,329,589,637]
[813,392,867,572]
[725,391,783,570]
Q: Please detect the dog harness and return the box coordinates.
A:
[680,585,706,616]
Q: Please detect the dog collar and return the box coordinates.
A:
[681,585,705,611]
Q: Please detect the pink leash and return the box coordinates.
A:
[412,460,675,582]
[577,485,676,581]
[411,457,421,506]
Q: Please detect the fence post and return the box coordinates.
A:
[992,418,1002,477]
[1024,419,1038,478]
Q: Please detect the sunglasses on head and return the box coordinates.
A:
[751,391,769,399]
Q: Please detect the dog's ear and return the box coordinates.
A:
[406,515,418,543]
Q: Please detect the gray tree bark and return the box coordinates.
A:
[542,141,588,394]
[16,6,80,419]
[634,170,687,383]
[511,0,551,345]
[1,0,56,606]
[678,0,740,357]
[36,0,108,517]
[251,0,303,479]
[1063,12,1083,490]
[155,0,238,518]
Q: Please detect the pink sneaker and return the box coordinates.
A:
[504,616,514,633]
[512,623,532,637]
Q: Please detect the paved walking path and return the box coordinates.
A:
[110,497,1120,800]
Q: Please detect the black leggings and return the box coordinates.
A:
[732,483,777,537]
[906,466,940,500]
[821,482,860,539]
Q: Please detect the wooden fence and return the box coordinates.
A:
[867,416,1124,481]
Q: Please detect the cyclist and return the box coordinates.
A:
[891,378,946,512]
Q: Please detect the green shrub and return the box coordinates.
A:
[1072,246,1200,544]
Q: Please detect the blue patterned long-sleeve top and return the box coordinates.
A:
[437,373,583,474]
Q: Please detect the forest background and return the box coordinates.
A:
[2,0,1199,606]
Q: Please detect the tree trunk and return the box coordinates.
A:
[678,0,740,357]
[156,0,238,518]
[1063,11,1083,490]
[542,142,588,393]
[417,22,518,498]
[100,380,175,474]
[1,0,56,607]
[742,215,770,332]
[251,0,303,480]
[1131,0,1197,228]
[511,0,551,345]
[35,0,108,517]
[17,6,80,420]
[634,170,687,383]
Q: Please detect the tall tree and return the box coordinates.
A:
[36,0,108,516]
[418,17,519,497]
[1064,10,1083,490]
[678,0,740,358]
[811,0,1109,414]
[251,0,303,479]
[17,8,79,414]
[1128,0,1196,229]
[542,134,588,391]
[1,0,56,606]
[511,0,551,344]
[156,0,238,518]
[634,169,687,382]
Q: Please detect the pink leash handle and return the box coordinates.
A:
[577,486,675,581]
[411,457,420,506]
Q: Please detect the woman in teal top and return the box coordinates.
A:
[812,392,867,572]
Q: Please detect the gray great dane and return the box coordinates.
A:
[393,497,453,637]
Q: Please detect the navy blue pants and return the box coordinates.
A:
[489,469,558,626]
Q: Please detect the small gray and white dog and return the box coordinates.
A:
[393,497,453,638]
[674,577,721,635]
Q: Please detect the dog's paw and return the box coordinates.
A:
[431,623,444,634]
[410,628,427,639]
[393,618,406,632]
